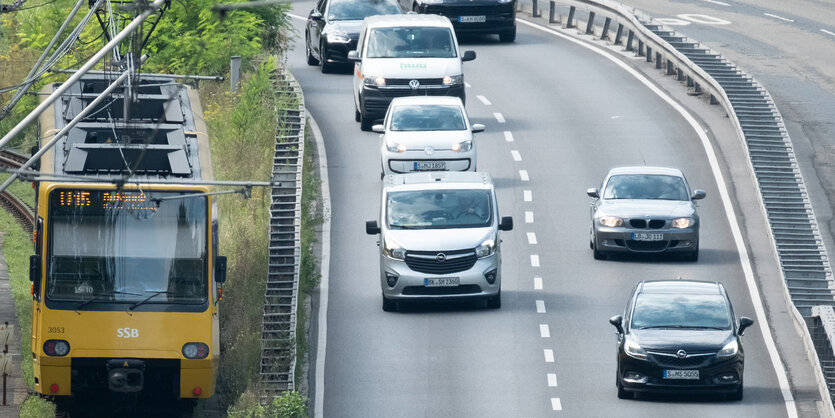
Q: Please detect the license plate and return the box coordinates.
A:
[414,161,446,171]
[425,277,459,287]
[458,15,486,23]
[663,370,699,380]
[632,232,664,241]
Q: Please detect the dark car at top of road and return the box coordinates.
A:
[587,166,706,261]
[306,0,402,73]
[400,0,516,43]
[610,280,754,400]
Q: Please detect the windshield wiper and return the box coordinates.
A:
[128,291,171,311]
[637,325,726,330]
[75,290,141,310]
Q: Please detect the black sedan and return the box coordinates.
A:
[305,0,402,73]
[609,280,754,400]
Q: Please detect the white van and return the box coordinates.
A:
[347,14,476,131]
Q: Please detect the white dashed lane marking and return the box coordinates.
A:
[536,300,545,313]
[547,373,558,387]
[519,170,529,181]
[527,232,537,244]
[534,276,543,290]
[530,255,540,267]
[551,398,562,411]
[511,150,522,161]
[493,112,506,123]
[524,190,532,201]
[703,0,729,5]
[503,131,514,142]
[464,82,471,88]
[822,29,835,37]
[540,324,551,338]
[525,211,534,223]
[544,349,554,362]
[476,95,492,105]
[764,13,794,22]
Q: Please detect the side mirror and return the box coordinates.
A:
[499,216,513,231]
[29,255,41,301]
[609,315,624,334]
[215,256,227,284]
[461,50,476,62]
[372,124,385,133]
[691,189,706,200]
[347,50,360,62]
[366,220,380,235]
[309,10,323,21]
[738,316,754,335]
[586,188,599,198]
[471,123,485,133]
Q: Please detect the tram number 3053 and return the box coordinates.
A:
[117,328,139,338]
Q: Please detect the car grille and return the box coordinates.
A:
[405,249,477,274]
[625,240,668,251]
[425,5,514,16]
[402,284,481,295]
[385,78,444,87]
[628,219,666,229]
[648,351,716,368]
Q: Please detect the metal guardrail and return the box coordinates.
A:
[259,63,305,399]
[812,306,835,402]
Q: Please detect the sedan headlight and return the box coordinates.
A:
[672,217,694,229]
[443,74,464,86]
[598,216,623,227]
[716,340,738,359]
[475,238,496,258]
[497,0,513,3]
[326,30,350,43]
[386,142,406,153]
[383,240,406,260]
[624,337,647,360]
[451,140,472,152]
[363,76,386,87]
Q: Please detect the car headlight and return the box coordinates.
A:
[497,0,513,3]
[326,30,350,43]
[475,238,496,258]
[422,0,443,4]
[672,217,694,229]
[363,76,386,87]
[443,74,463,86]
[383,240,406,260]
[598,216,623,227]
[451,140,472,152]
[386,142,406,153]
[624,337,647,360]
[716,340,738,359]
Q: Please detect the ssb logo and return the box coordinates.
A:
[117,328,139,338]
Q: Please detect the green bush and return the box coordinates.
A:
[227,391,307,418]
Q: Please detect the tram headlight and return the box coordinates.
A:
[44,340,70,357]
[182,342,210,359]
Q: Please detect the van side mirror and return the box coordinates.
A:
[471,123,485,133]
[366,220,380,235]
[215,256,227,284]
[738,317,754,335]
[691,189,706,200]
[586,188,599,198]
[461,50,476,62]
[609,315,624,334]
[499,216,513,231]
[347,50,360,62]
[29,255,41,301]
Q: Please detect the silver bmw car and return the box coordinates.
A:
[587,167,706,261]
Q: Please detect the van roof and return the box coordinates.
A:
[385,171,492,190]
[363,13,454,28]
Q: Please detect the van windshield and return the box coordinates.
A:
[366,27,456,58]
[387,189,492,229]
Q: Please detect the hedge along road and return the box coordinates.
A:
[287,4,791,416]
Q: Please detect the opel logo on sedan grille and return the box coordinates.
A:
[409,79,420,90]
[436,253,446,262]
[676,349,687,358]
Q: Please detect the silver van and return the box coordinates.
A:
[365,171,513,311]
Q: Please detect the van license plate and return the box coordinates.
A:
[632,232,663,241]
[459,15,486,23]
[425,277,459,287]
[414,161,446,171]
[663,370,699,380]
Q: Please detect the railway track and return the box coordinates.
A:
[0,149,35,234]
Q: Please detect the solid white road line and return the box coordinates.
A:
[517,18,797,417]
[527,232,538,244]
[764,13,794,22]
[530,254,540,267]
[524,190,532,201]
[540,324,551,338]
[703,0,730,6]
[544,349,554,362]
[821,29,835,37]
[525,211,534,223]
[534,276,543,290]
[511,150,522,161]
[547,373,558,387]
[536,300,546,313]
[519,170,529,181]
[288,13,305,20]
[494,112,506,123]
[477,95,492,105]
[465,81,472,88]
[504,131,515,142]
[551,398,562,411]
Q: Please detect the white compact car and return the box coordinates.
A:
[373,96,484,178]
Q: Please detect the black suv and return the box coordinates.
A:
[609,280,754,400]
[400,0,517,42]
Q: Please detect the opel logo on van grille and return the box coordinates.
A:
[676,349,687,358]
[409,79,420,90]
[435,253,446,262]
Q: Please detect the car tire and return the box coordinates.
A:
[499,29,516,43]
[616,378,633,399]
[487,291,501,309]
[592,239,606,260]
[355,106,361,122]
[360,113,373,131]
[320,41,333,73]
[727,383,743,401]
[306,34,319,66]
[684,245,699,262]
[382,294,397,312]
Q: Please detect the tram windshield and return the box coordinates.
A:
[46,189,209,307]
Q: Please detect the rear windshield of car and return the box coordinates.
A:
[602,174,689,200]
[328,0,401,21]
[631,293,732,330]
[387,189,492,229]
[389,104,466,131]
[366,27,456,58]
